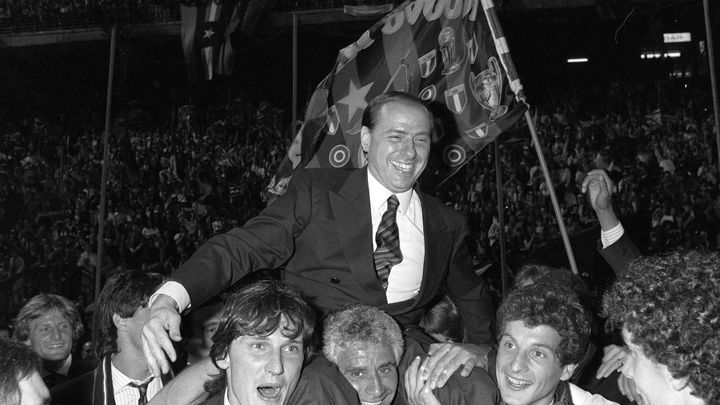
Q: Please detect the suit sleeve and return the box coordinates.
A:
[445,218,495,345]
[597,232,641,277]
[171,170,313,307]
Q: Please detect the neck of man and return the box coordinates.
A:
[111,339,152,380]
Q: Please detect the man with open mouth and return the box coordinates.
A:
[200,280,315,405]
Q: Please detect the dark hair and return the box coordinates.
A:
[205,280,315,395]
[497,283,590,366]
[603,250,720,403]
[419,296,465,343]
[13,294,84,343]
[0,339,43,405]
[361,91,433,131]
[93,270,164,359]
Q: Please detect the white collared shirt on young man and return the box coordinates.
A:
[110,361,162,405]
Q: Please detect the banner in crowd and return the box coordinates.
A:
[266,0,526,198]
[180,1,242,82]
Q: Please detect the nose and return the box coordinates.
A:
[51,325,62,340]
[398,137,417,159]
[509,352,528,373]
[265,350,285,375]
[365,371,387,398]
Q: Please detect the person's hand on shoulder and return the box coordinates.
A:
[142,294,182,377]
[405,356,441,405]
[421,342,490,389]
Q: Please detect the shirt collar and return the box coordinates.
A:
[367,170,414,217]
[110,359,154,394]
[56,353,72,375]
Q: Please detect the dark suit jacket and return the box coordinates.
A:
[173,168,493,344]
[42,356,95,388]
[396,327,500,405]
[597,232,641,277]
[51,356,172,405]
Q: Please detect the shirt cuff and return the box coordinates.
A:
[149,281,191,312]
[601,223,624,249]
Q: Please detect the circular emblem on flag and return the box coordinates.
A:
[419,85,437,102]
[443,145,466,167]
[329,145,351,168]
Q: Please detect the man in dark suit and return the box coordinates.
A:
[52,270,169,405]
[142,92,493,388]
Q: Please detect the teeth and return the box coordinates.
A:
[257,386,280,399]
[391,161,412,171]
[361,401,382,405]
[506,376,531,388]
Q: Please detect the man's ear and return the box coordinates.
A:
[669,370,691,392]
[559,363,578,381]
[112,313,126,330]
[360,126,371,153]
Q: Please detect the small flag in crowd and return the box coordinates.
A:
[267,0,526,198]
[180,1,242,82]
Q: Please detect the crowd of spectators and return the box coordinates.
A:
[0,95,287,325]
[0,0,178,31]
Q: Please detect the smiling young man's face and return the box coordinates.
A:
[336,342,398,405]
[496,320,576,405]
[218,324,304,405]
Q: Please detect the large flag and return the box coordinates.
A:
[180,1,242,82]
[266,0,526,198]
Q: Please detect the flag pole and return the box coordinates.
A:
[525,111,578,274]
[292,13,298,133]
[96,23,117,301]
[482,0,577,274]
[494,140,508,297]
[702,0,720,174]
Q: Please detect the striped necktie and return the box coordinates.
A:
[374,195,403,289]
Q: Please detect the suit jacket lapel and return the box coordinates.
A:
[92,356,116,405]
[418,192,450,300]
[330,169,386,305]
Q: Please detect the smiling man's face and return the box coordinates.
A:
[26,311,73,362]
[218,324,304,405]
[336,342,398,405]
[361,100,431,194]
[495,320,576,405]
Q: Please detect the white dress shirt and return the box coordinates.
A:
[110,360,162,405]
[367,172,425,303]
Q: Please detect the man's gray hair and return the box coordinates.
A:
[323,304,403,364]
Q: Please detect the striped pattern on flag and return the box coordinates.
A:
[180,2,241,82]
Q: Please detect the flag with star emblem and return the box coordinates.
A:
[265,0,526,198]
[181,1,242,82]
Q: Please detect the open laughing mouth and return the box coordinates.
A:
[360,400,383,405]
[505,375,532,390]
[257,385,282,400]
[390,160,413,172]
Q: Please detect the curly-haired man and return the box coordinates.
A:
[493,282,616,405]
[603,250,720,405]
